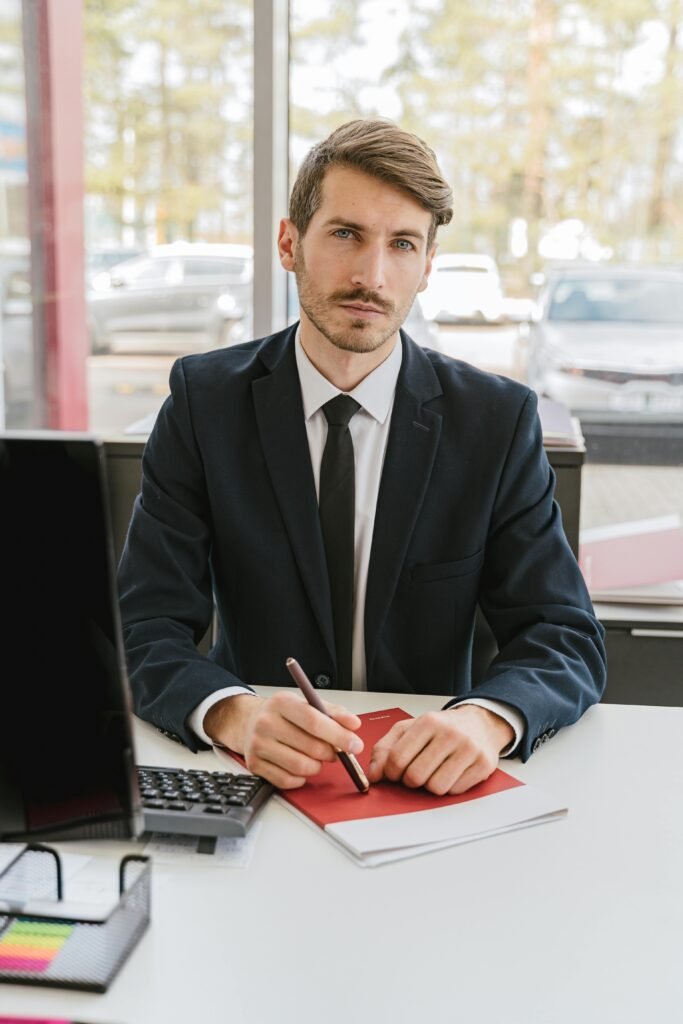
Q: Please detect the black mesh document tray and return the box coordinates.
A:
[0,843,150,992]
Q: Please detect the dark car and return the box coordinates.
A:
[87,241,253,354]
[523,263,683,418]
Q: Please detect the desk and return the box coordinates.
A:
[3,690,682,1024]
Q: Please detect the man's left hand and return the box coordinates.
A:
[366,705,514,795]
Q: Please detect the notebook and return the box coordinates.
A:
[228,707,567,867]
[0,431,270,843]
[537,396,582,448]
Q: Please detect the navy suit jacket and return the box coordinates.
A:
[117,325,606,761]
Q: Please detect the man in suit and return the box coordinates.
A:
[118,118,606,796]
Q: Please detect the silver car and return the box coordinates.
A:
[524,264,683,417]
[87,242,252,354]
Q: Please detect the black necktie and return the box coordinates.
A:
[320,394,360,689]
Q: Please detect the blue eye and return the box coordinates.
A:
[395,239,414,251]
[334,229,353,239]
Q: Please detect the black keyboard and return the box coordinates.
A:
[137,765,273,838]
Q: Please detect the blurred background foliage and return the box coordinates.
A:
[83,0,683,293]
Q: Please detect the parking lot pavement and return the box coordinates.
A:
[580,463,683,530]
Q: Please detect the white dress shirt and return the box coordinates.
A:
[190,329,523,754]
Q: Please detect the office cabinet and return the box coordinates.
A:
[105,440,145,563]
[595,603,683,707]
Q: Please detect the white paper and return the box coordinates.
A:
[276,783,567,867]
[143,821,261,868]
[0,852,121,921]
[0,843,26,876]
[327,785,567,860]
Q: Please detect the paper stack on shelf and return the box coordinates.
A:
[579,514,683,605]
[537,396,583,448]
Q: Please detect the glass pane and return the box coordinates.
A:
[2,1,254,434]
[0,0,32,430]
[290,0,683,600]
[84,0,254,434]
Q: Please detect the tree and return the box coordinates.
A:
[84,0,252,245]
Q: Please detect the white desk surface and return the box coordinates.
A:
[3,689,683,1024]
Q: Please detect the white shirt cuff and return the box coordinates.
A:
[188,686,258,746]
[449,698,524,756]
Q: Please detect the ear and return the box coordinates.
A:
[417,243,437,293]
[278,218,299,271]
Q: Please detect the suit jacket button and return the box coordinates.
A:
[314,673,332,689]
[532,737,542,752]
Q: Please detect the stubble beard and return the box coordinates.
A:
[293,248,414,354]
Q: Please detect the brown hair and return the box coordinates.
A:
[289,118,453,249]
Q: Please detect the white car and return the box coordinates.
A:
[421,253,504,324]
[525,264,683,418]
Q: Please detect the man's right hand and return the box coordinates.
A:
[203,691,364,789]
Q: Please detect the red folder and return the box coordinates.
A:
[226,707,565,866]
[280,708,523,828]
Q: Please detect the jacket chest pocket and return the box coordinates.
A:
[410,549,484,584]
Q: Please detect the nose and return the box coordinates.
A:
[350,242,385,292]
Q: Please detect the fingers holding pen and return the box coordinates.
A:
[241,690,363,789]
[272,690,364,753]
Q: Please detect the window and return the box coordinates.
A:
[289,0,683,589]
[4,0,682,590]
[2,0,254,434]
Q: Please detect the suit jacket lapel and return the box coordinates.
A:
[365,335,443,680]
[252,330,335,662]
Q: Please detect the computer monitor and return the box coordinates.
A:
[0,432,143,840]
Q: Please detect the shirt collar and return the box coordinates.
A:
[294,325,402,425]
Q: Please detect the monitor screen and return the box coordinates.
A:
[0,433,142,840]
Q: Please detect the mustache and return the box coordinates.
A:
[328,288,395,314]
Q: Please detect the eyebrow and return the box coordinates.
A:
[322,218,426,242]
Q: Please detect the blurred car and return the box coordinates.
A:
[403,294,441,349]
[85,245,144,288]
[286,274,440,349]
[0,252,34,428]
[524,264,683,417]
[420,253,504,324]
[87,241,252,354]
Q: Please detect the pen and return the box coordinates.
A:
[285,657,370,794]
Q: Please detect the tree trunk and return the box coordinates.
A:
[647,1,681,255]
